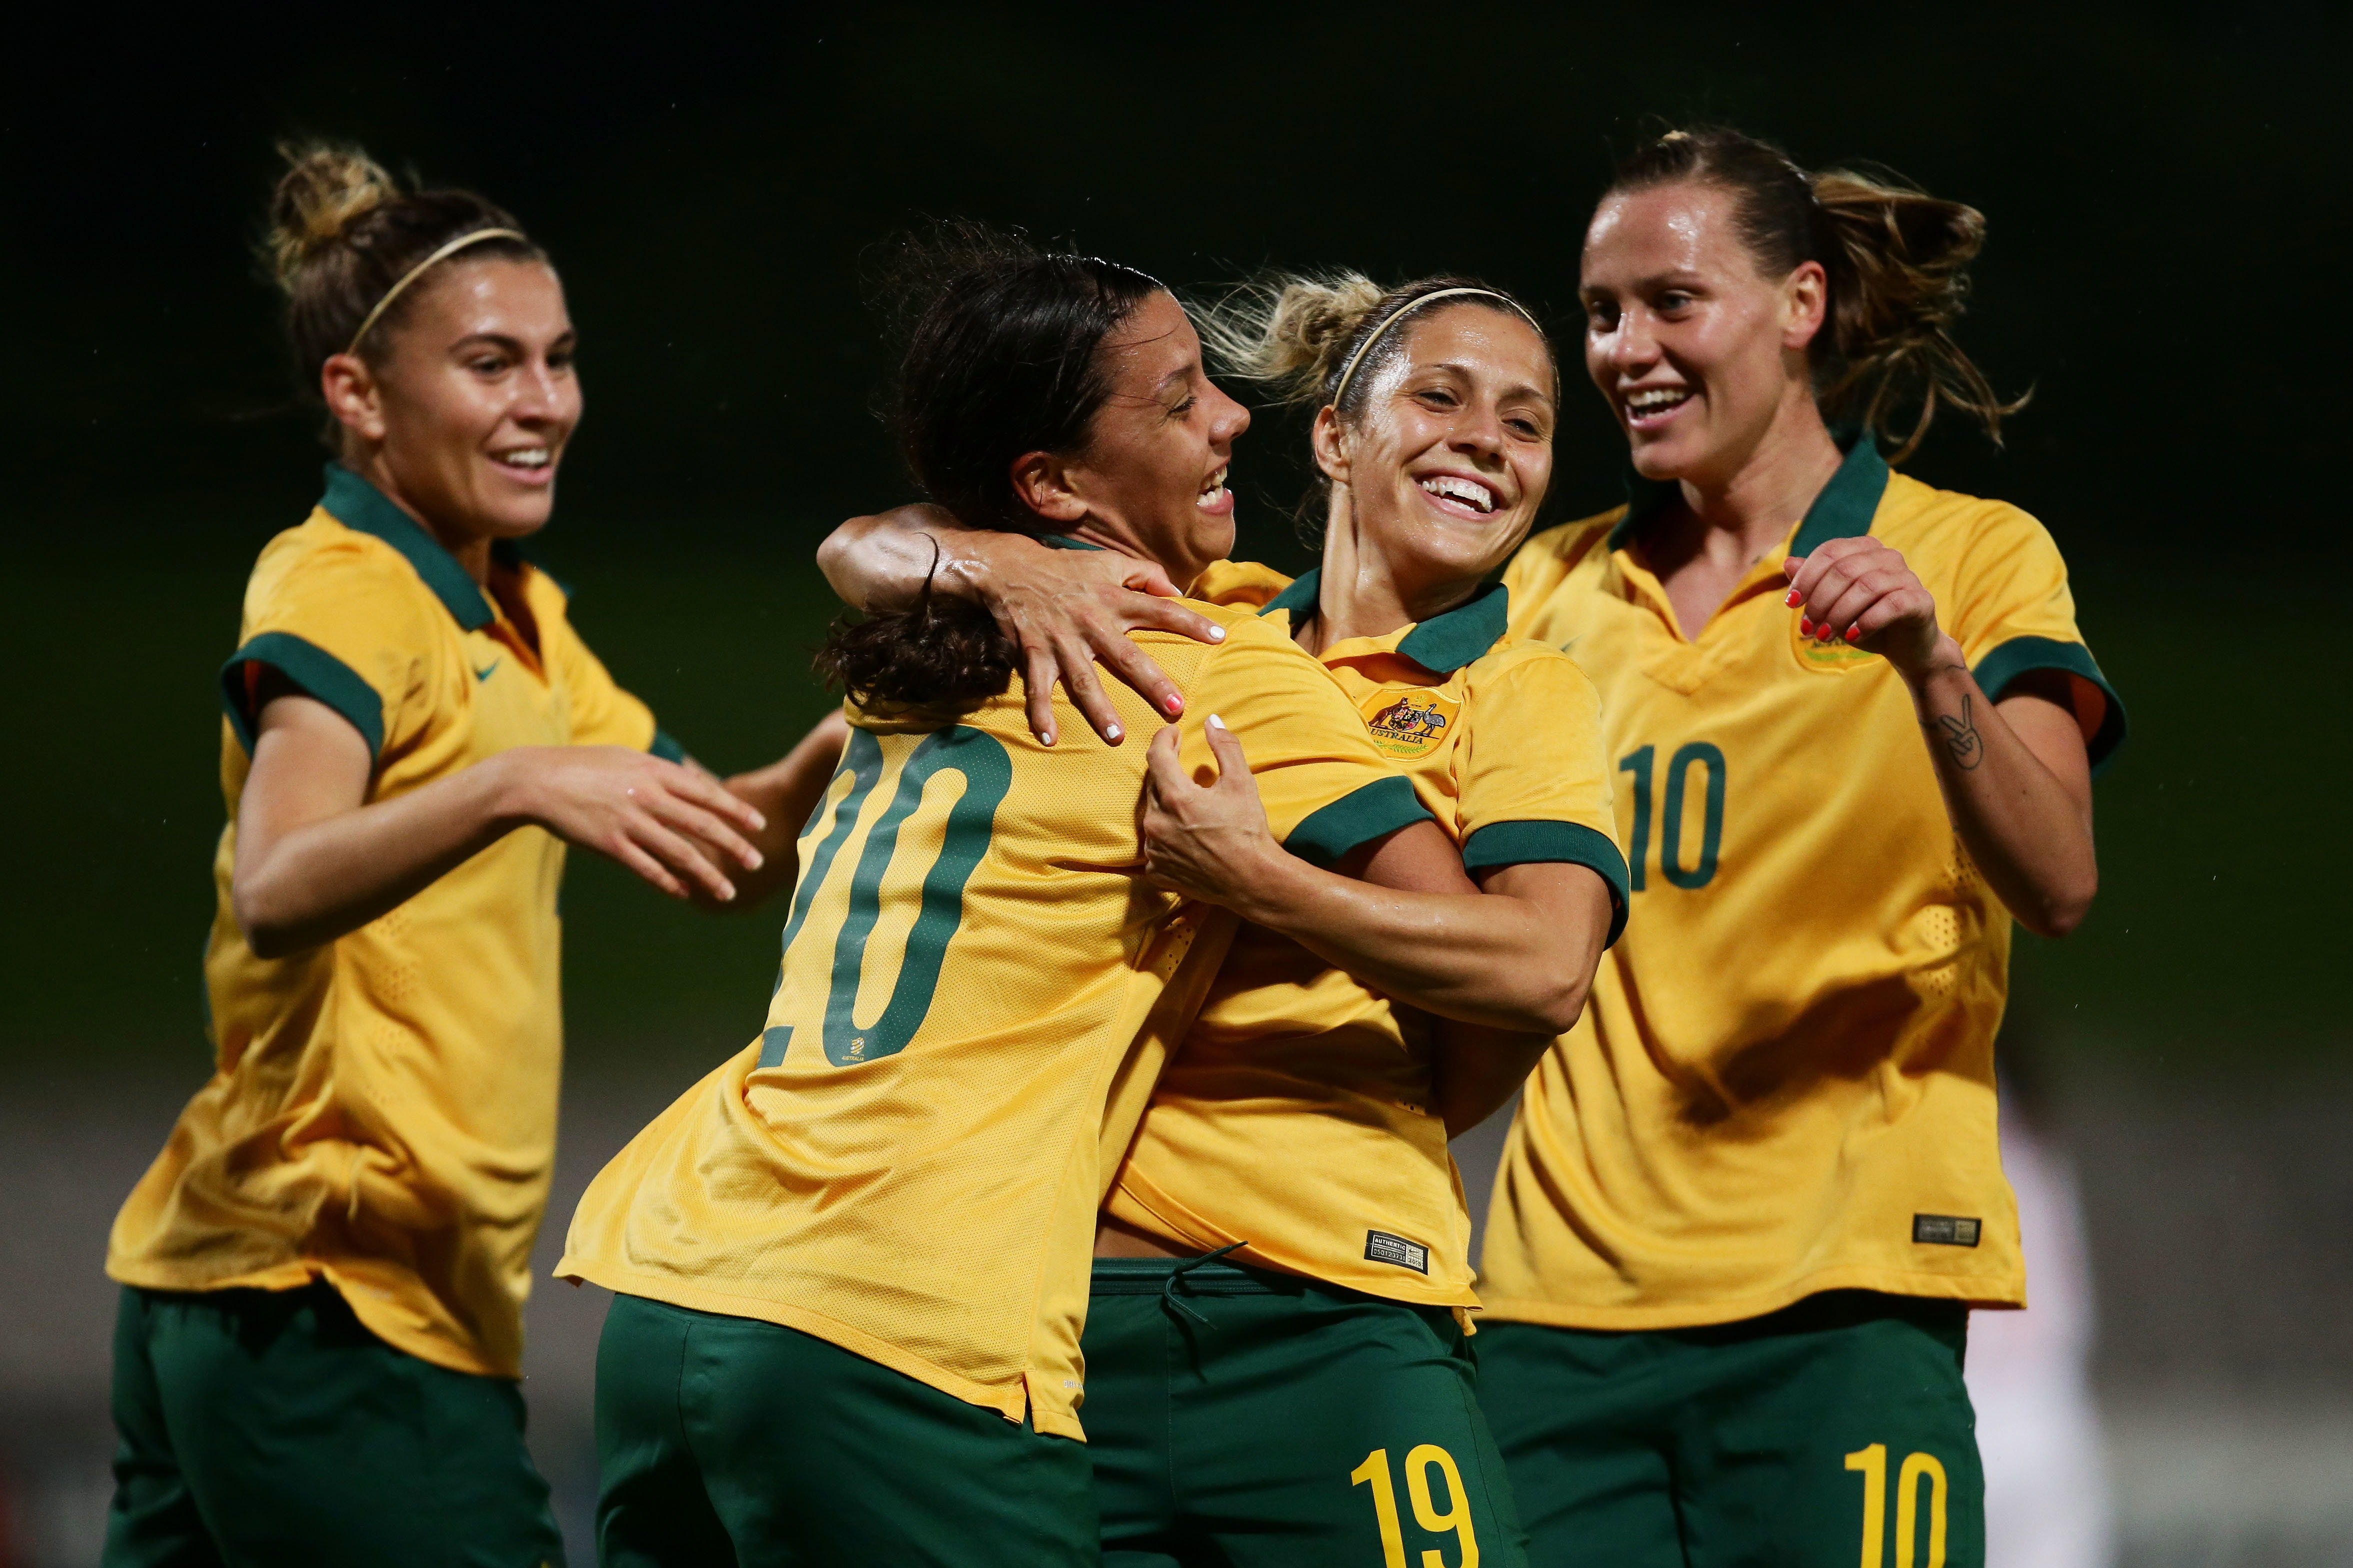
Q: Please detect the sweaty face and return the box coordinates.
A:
[1326,303,1554,587]
[362,258,582,540]
[1056,291,1250,590]
[1580,182,1822,487]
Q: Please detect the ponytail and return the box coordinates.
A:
[1608,126,2023,461]
[1810,168,2021,461]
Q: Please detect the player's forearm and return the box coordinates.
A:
[1908,657,2098,938]
[234,756,525,958]
[1224,851,1594,1033]
[1432,1021,1554,1138]
[818,503,998,613]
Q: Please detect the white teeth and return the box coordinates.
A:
[1625,387,1691,413]
[1198,466,1228,503]
[1418,475,1496,513]
[498,448,551,468]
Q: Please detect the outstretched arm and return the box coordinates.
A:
[820,503,1223,745]
[1139,721,1614,1036]
[1785,542,2097,937]
[232,680,768,958]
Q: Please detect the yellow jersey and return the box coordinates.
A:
[558,604,1428,1440]
[1106,563,1627,1308]
[108,463,668,1379]
[1479,435,2126,1330]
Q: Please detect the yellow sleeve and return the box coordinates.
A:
[1182,621,1432,867]
[220,539,440,763]
[1190,558,1293,610]
[1458,649,1630,943]
[539,579,666,755]
[1944,504,2127,771]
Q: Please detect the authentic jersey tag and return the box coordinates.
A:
[1912,1214,1982,1247]
[1791,614,1878,674]
[1360,689,1460,759]
[1364,1230,1431,1274]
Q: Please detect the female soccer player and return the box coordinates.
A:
[1096,274,1628,1568]
[560,233,1588,1566]
[1470,126,2124,1568]
[818,272,1626,1567]
[101,144,835,1568]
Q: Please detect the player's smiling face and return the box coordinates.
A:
[1317,303,1555,588]
[356,257,582,543]
[1044,291,1250,592]
[1581,181,1826,488]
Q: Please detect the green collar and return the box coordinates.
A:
[1260,566,1509,675]
[1039,533,1104,551]
[1606,429,1890,557]
[320,463,502,631]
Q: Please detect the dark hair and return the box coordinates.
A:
[817,225,1164,712]
[1198,270,1552,544]
[1607,125,2022,461]
[266,141,544,439]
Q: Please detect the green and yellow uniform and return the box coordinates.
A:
[106,463,672,1567]
[562,602,1428,1566]
[1474,436,2125,1567]
[1089,563,1628,1568]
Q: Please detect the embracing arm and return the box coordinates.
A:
[819,503,1221,745]
[1785,541,2097,938]
[232,679,768,958]
[1140,722,1616,1035]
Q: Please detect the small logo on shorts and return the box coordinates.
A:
[1360,690,1460,758]
[1912,1214,1982,1248]
[1364,1230,1430,1274]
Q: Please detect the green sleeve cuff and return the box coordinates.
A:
[1972,636,2128,776]
[650,728,687,764]
[218,632,385,758]
[1283,775,1432,870]
[1462,820,1630,946]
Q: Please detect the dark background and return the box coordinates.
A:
[4,7,2349,1562]
[6,2,2344,1075]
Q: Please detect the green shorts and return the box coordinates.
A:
[594,1292,1096,1567]
[1084,1255,1526,1568]
[104,1282,564,1568]
[1476,1291,1983,1568]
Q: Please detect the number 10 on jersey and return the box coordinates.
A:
[1618,742,1726,892]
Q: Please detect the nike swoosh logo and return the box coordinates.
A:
[474,660,501,682]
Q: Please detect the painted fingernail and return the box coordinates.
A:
[1165,694,1184,714]
[1208,626,1226,641]
[1105,724,1122,741]
[1845,624,1861,643]
[1799,618,1815,638]
[1040,731,1056,747]
[1208,713,1228,731]
[1784,588,1803,607]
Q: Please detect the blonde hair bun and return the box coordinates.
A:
[1198,270,1386,406]
[266,141,399,294]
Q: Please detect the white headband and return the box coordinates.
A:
[344,227,528,355]
[1329,286,1544,409]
